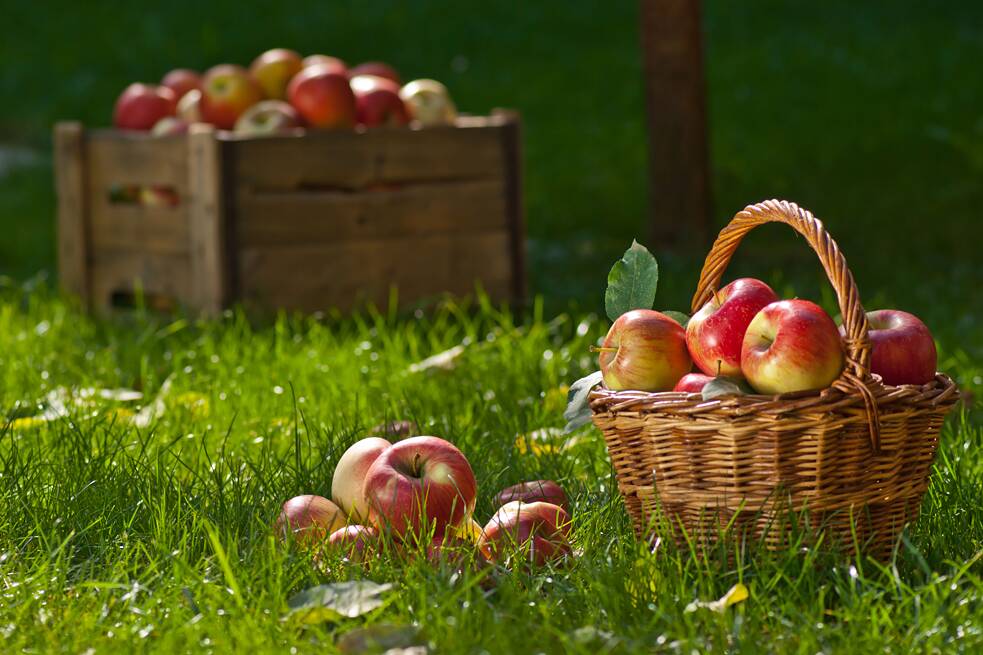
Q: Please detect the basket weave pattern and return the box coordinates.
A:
[590,200,960,559]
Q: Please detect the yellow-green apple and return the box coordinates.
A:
[200,64,263,129]
[840,309,937,385]
[249,48,303,100]
[113,83,177,131]
[160,68,201,101]
[686,278,779,378]
[150,116,188,136]
[363,436,477,539]
[478,501,572,566]
[351,75,409,127]
[350,61,401,85]
[494,480,568,513]
[672,372,714,393]
[234,100,303,135]
[597,309,691,391]
[741,300,844,394]
[275,494,346,548]
[287,64,356,128]
[327,525,378,561]
[177,88,203,122]
[332,437,391,522]
[399,79,458,126]
[302,54,348,74]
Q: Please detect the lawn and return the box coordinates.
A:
[2,1,983,653]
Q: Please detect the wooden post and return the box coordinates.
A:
[639,0,711,246]
[54,121,90,305]
[187,124,228,315]
[495,109,527,307]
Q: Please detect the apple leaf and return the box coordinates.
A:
[661,310,691,328]
[563,371,604,433]
[286,581,393,623]
[605,241,659,322]
[701,377,753,401]
[338,624,427,654]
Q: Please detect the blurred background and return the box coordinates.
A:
[2,1,981,335]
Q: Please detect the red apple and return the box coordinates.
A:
[351,75,409,127]
[200,64,263,129]
[840,309,937,386]
[362,436,477,539]
[326,525,378,561]
[331,437,392,522]
[113,83,176,131]
[160,68,201,101]
[686,278,779,378]
[478,501,572,567]
[369,419,419,439]
[234,100,302,135]
[741,300,844,394]
[250,48,303,100]
[350,61,401,85]
[177,88,203,123]
[287,65,356,129]
[275,495,347,548]
[597,309,691,392]
[494,480,569,513]
[673,372,714,393]
[302,54,348,74]
[139,185,180,207]
[399,79,458,126]
[151,116,189,136]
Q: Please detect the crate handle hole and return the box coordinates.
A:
[107,184,181,208]
[110,289,178,312]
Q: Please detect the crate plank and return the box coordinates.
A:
[54,122,90,303]
[187,126,228,315]
[89,251,192,311]
[231,122,509,191]
[88,201,190,255]
[236,179,507,246]
[238,231,513,312]
[87,133,188,189]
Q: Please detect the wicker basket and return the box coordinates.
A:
[590,200,961,560]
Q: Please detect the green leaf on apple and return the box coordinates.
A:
[563,370,604,433]
[286,581,393,623]
[661,310,691,328]
[701,376,754,401]
[605,240,659,322]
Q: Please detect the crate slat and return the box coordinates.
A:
[89,251,192,311]
[87,133,188,189]
[88,203,190,255]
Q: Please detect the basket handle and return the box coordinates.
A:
[691,199,882,451]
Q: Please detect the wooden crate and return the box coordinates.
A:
[55,111,525,315]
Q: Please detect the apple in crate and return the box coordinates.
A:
[686,278,779,378]
[275,494,346,548]
[350,61,401,85]
[177,89,203,123]
[302,54,348,74]
[351,75,409,127]
[160,68,201,101]
[597,309,691,391]
[478,501,571,566]
[250,48,304,100]
[200,64,263,129]
[400,79,458,127]
[151,116,189,136]
[363,436,477,538]
[113,83,177,131]
[494,480,569,512]
[287,64,356,128]
[327,525,379,561]
[672,372,714,393]
[234,100,302,136]
[840,309,937,386]
[332,436,392,522]
[741,300,844,394]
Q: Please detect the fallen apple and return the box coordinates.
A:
[478,501,572,567]
[332,437,392,522]
[494,480,569,513]
[275,494,347,548]
[327,524,379,561]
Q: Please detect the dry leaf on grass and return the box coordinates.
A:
[684,583,749,613]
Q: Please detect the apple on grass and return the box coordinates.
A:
[275,495,346,548]
[741,299,844,395]
[250,48,303,100]
[478,501,572,567]
[350,75,409,127]
[673,372,715,393]
[287,64,356,128]
[363,436,477,539]
[841,309,937,386]
[399,79,458,126]
[596,309,692,392]
[113,83,177,131]
[200,64,263,129]
[326,525,379,562]
[160,68,201,101]
[234,100,302,135]
[331,437,391,522]
[686,278,779,378]
[494,480,568,513]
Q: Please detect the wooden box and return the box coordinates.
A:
[54,111,525,315]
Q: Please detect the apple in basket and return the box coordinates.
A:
[302,54,348,74]
[250,48,304,100]
[672,372,714,393]
[200,64,263,129]
[160,68,201,101]
[686,278,779,378]
[741,299,844,394]
[177,89,203,123]
[363,436,477,538]
[234,100,302,136]
[350,61,401,85]
[351,75,409,127]
[332,437,392,522]
[399,79,458,126]
[275,494,346,548]
[596,309,691,392]
[478,501,572,566]
[840,309,937,386]
[287,64,357,128]
[113,83,177,131]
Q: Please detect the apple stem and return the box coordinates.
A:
[412,452,422,477]
[589,346,618,354]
